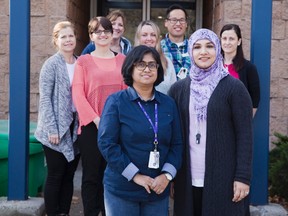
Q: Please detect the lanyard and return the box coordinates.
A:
[137,100,158,151]
[165,37,187,68]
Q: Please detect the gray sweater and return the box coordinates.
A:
[169,75,253,216]
[35,52,78,162]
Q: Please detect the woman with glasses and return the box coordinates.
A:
[98,45,183,216]
[72,16,126,216]
[134,20,176,94]
[81,10,132,55]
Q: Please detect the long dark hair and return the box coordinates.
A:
[220,24,245,72]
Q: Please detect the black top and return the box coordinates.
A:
[238,59,260,108]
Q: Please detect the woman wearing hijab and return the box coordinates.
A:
[169,28,253,216]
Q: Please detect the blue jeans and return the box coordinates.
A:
[104,187,169,216]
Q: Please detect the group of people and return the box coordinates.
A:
[35,3,260,216]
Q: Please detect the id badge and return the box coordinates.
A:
[148,151,160,169]
[177,67,188,79]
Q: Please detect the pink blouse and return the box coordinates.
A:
[224,63,239,79]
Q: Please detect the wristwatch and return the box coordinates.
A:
[164,173,173,181]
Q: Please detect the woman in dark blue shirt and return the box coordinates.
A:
[98,45,183,216]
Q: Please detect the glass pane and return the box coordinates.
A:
[109,8,142,44]
[153,0,193,1]
[107,0,141,1]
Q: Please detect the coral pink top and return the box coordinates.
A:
[72,53,126,134]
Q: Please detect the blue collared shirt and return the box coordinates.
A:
[81,37,132,55]
[98,87,183,201]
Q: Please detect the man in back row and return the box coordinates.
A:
[161,4,191,79]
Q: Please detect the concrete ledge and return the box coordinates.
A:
[0,197,45,216]
[250,203,288,216]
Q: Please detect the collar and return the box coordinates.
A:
[164,33,188,47]
[127,87,162,104]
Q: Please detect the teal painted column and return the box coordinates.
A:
[8,0,30,200]
[250,0,272,205]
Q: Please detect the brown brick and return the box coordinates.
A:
[272,1,282,20]
[277,78,288,98]
[0,55,9,74]
[272,19,286,40]
[0,0,9,16]
[270,78,279,98]
[223,1,242,20]
[31,17,50,36]
[0,15,9,35]
[0,92,8,113]
[283,1,288,20]
[270,97,284,117]
[269,116,288,137]
[30,93,39,113]
[31,0,46,16]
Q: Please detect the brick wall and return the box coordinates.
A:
[0,0,90,121]
[30,0,68,120]
[0,0,9,119]
[270,0,288,144]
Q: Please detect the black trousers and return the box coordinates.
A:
[77,122,106,216]
[192,186,203,216]
[43,145,80,216]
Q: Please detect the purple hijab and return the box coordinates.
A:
[188,28,228,122]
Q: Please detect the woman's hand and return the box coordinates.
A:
[151,174,170,195]
[48,134,60,145]
[133,173,154,194]
[232,181,250,202]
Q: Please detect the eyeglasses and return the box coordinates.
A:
[134,61,158,71]
[93,30,112,36]
[167,18,187,25]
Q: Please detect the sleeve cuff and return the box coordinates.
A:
[161,163,177,179]
[122,162,139,181]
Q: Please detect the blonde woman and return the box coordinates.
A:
[35,21,80,216]
[134,20,177,94]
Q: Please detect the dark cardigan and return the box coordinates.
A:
[238,59,260,108]
[169,75,253,216]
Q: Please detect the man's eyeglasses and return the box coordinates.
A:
[93,30,112,36]
[167,18,187,25]
[134,61,159,71]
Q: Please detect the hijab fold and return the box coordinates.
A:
[188,29,229,122]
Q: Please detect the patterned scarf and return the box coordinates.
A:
[188,28,229,122]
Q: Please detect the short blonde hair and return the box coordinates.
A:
[52,21,76,49]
